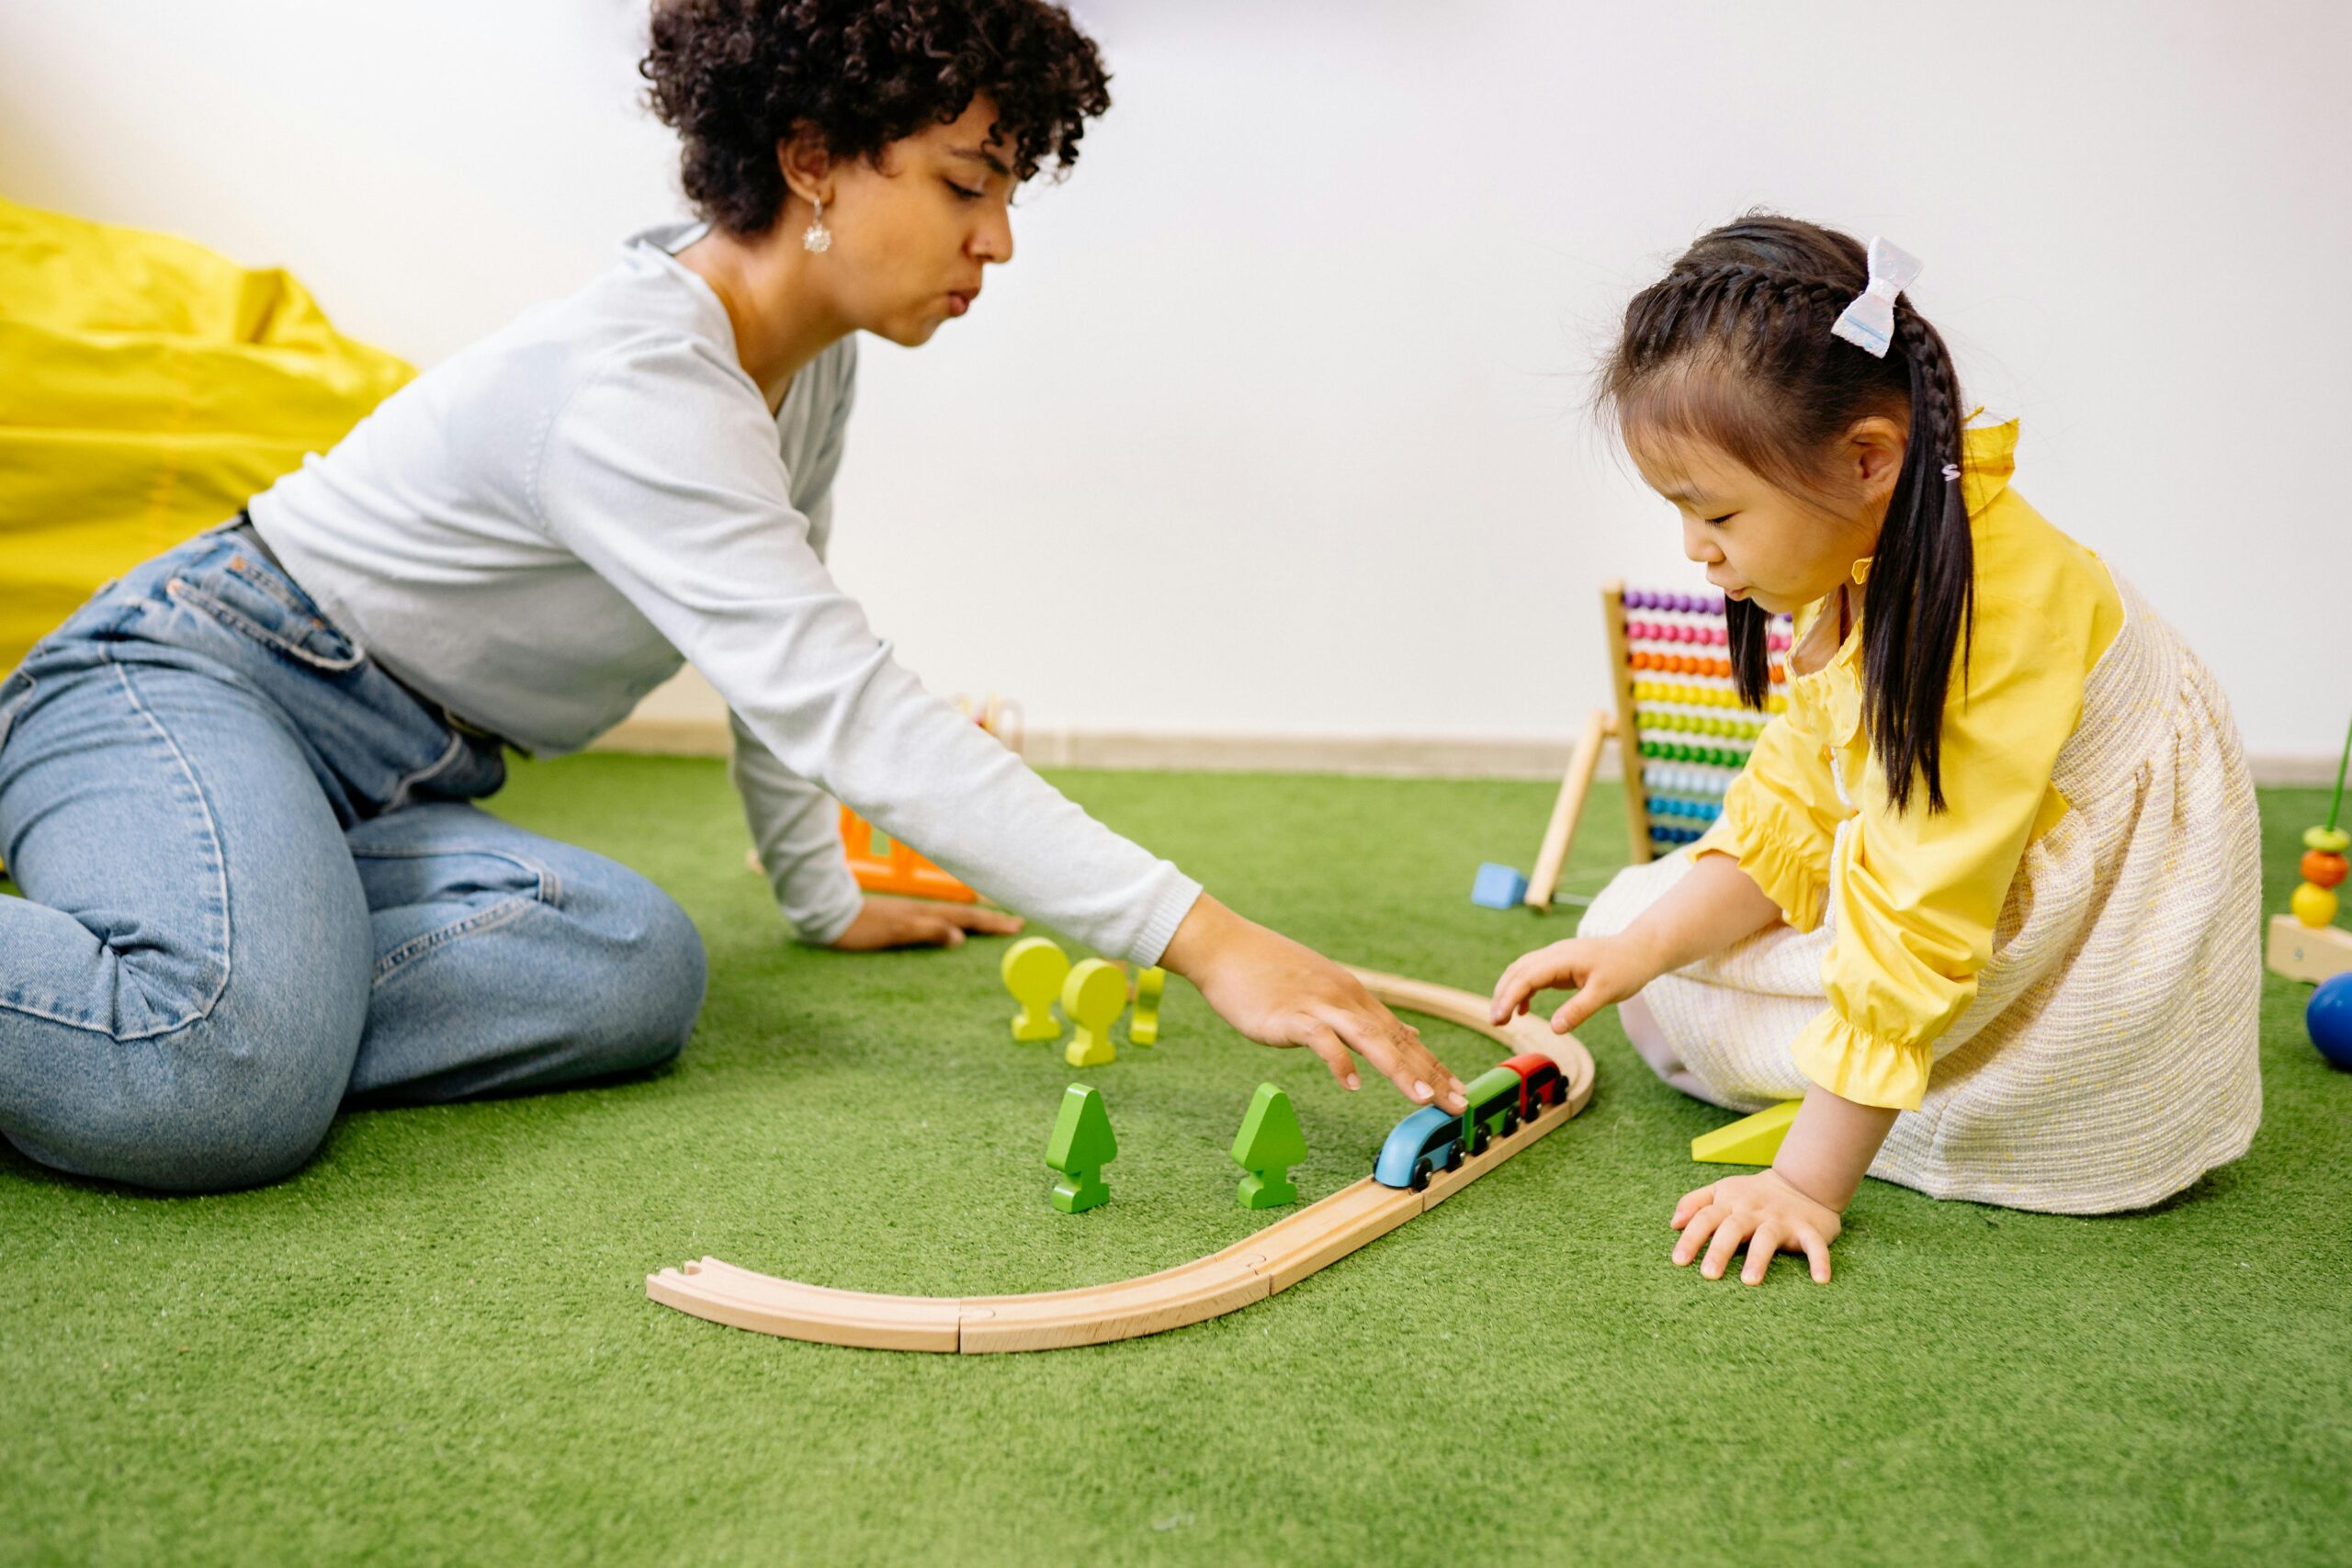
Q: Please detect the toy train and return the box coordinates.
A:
[1374,1050,1569,1190]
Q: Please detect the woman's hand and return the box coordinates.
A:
[1159,895,1468,1112]
[1670,1168,1842,1284]
[1488,932,1662,1034]
[826,895,1023,952]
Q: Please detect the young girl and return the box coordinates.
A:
[1490,216,2261,1283]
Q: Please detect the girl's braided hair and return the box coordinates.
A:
[1600,214,1973,814]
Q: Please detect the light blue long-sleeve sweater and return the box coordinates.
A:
[250,222,1199,961]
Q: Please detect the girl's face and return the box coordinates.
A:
[815,95,1018,347]
[1625,417,1907,616]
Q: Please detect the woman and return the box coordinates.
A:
[0,0,1468,1193]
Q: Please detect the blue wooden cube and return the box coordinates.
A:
[1471,862,1529,909]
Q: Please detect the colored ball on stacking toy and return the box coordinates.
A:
[2309,973,2352,1070]
[2291,883,2340,928]
[2303,849,2348,888]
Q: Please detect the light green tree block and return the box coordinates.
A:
[1229,1082,1307,1209]
[1045,1084,1118,1213]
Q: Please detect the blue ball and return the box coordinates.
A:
[2310,973,2352,1070]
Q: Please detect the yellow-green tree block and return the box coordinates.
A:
[1001,936,1070,1043]
[1061,958,1126,1068]
[1129,965,1166,1045]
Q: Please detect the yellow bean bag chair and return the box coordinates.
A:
[0,198,413,675]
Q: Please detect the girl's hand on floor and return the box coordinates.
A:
[827,895,1023,952]
[1671,1168,1842,1284]
[1159,894,1468,1112]
[1489,934,1661,1034]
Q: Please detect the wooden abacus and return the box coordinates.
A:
[1525,580,1793,908]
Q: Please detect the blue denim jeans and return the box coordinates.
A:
[0,525,707,1191]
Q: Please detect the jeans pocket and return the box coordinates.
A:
[166,553,364,672]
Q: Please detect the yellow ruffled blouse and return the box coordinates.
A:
[1690,420,2123,1110]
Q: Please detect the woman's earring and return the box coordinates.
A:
[802,197,831,254]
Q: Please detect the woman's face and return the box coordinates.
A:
[819,95,1018,347]
[1625,419,1905,616]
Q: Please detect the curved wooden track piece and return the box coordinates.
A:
[647,967,1594,1352]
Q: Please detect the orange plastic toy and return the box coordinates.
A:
[837,807,979,904]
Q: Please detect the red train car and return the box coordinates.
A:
[1501,1051,1567,1121]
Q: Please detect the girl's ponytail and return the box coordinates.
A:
[1861,315,1973,812]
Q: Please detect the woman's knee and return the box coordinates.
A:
[625,885,707,1063]
[13,1005,359,1192]
[571,867,707,1068]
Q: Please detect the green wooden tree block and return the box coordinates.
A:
[1045,1083,1117,1213]
[1229,1082,1307,1210]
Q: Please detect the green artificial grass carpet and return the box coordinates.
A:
[4,759,2347,1566]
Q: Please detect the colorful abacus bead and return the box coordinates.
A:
[2296,826,2352,927]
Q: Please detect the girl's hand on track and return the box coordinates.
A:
[1488,933,1661,1035]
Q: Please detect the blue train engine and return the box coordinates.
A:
[1374,1056,1559,1190]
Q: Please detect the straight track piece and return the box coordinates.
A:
[1214,1178,1421,1294]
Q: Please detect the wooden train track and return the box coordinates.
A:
[646,967,1595,1352]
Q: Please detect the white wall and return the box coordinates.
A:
[5,0,2345,763]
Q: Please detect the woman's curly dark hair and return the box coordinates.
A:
[641,0,1113,236]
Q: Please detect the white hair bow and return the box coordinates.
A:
[1829,237,1923,357]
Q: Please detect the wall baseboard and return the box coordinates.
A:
[2245,752,2346,787]
[587,718,1593,777]
[587,716,2338,788]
